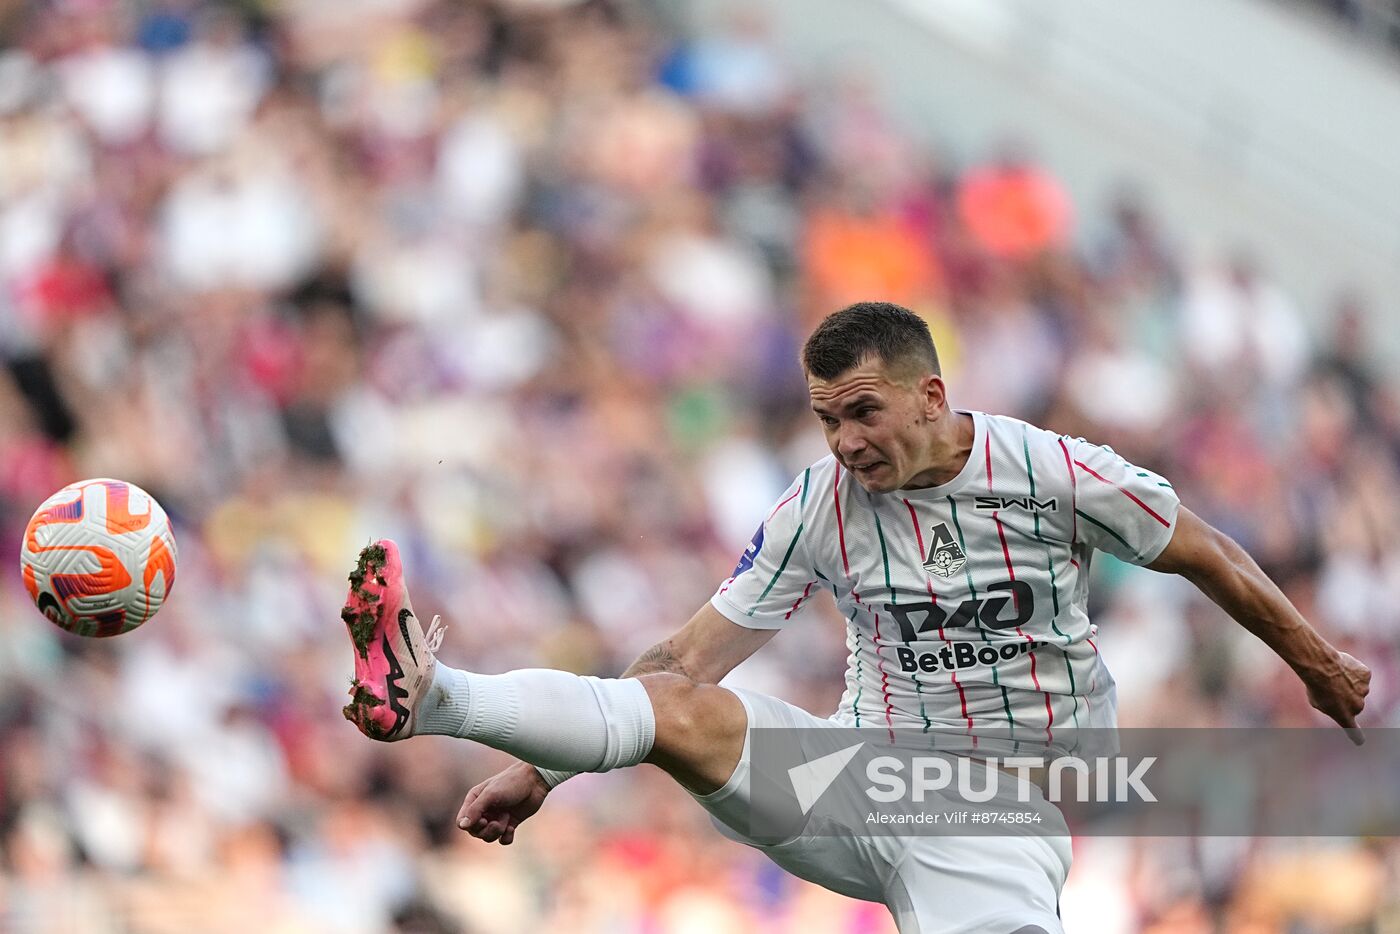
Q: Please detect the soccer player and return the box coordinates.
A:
[340,302,1369,933]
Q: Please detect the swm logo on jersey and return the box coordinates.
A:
[973,496,1058,512]
[922,523,966,579]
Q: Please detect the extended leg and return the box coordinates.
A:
[415,666,746,795]
[340,540,747,795]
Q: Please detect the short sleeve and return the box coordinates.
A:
[711,476,817,630]
[1069,438,1180,565]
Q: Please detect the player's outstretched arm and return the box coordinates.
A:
[1147,506,1371,743]
[459,603,777,843]
[615,601,781,682]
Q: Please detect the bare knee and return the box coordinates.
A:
[637,674,746,793]
[639,673,744,751]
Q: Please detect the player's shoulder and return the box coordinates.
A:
[977,410,1072,452]
[979,410,1124,457]
[794,453,841,489]
[764,455,840,554]
[763,454,840,520]
[978,411,1091,502]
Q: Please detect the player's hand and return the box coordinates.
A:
[457,761,550,845]
[1305,651,1371,745]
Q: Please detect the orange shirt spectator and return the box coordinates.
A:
[956,159,1071,259]
[802,204,941,308]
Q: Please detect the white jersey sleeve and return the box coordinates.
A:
[711,474,818,630]
[1067,437,1180,565]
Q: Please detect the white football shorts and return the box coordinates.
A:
[690,688,1071,934]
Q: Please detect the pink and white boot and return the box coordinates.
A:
[340,540,446,741]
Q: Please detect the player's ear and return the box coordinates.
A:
[921,374,947,419]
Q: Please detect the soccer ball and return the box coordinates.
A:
[20,479,178,637]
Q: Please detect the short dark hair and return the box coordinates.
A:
[801,302,940,381]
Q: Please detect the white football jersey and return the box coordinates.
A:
[712,411,1180,748]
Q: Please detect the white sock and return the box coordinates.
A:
[415,664,656,773]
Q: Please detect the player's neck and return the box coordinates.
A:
[902,411,975,490]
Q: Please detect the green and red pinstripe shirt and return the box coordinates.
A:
[711,411,1180,750]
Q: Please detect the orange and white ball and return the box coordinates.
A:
[20,479,177,637]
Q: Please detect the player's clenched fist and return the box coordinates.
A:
[457,761,551,845]
[1305,650,1371,745]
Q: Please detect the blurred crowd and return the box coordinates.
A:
[1,0,1399,931]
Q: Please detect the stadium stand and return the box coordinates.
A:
[0,1,1396,930]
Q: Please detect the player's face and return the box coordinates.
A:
[807,357,943,494]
